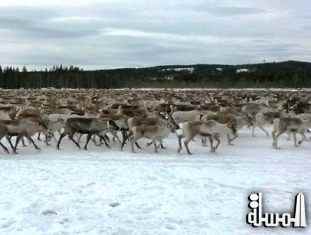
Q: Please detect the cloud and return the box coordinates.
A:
[0,0,310,69]
[195,6,266,16]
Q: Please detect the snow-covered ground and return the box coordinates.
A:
[0,128,310,235]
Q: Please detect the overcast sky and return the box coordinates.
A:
[0,0,310,70]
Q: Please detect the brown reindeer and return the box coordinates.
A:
[1,117,49,153]
[57,117,118,150]
[0,123,14,154]
[178,120,236,155]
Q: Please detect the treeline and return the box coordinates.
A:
[0,61,311,89]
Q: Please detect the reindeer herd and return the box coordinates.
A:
[0,88,310,155]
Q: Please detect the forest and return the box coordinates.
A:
[0,60,310,89]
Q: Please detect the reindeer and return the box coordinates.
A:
[296,113,311,140]
[0,123,14,154]
[251,111,284,137]
[177,120,236,155]
[201,111,239,146]
[57,117,119,150]
[99,112,129,145]
[43,115,67,141]
[1,117,49,153]
[128,115,179,153]
[121,116,158,150]
[171,110,202,124]
[241,103,269,123]
[0,105,18,120]
[272,117,307,149]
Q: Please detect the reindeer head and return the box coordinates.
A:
[162,113,180,132]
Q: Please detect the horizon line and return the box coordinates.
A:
[0,59,310,72]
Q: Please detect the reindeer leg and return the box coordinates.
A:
[146,140,164,149]
[99,134,111,148]
[114,133,122,144]
[37,132,41,141]
[21,137,27,147]
[26,135,41,150]
[104,134,110,144]
[122,131,141,150]
[227,134,233,146]
[177,135,183,153]
[184,139,192,155]
[208,135,216,152]
[121,133,129,150]
[293,132,298,147]
[298,131,307,145]
[91,135,101,146]
[160,140,166,149]
[153,139,158,153]
[108,130,121,144]
[45,134,51,146]
[201,136,207,146]
[135,142,142,150]
[252,125,256,137]
[131,136,137,153]
[110,131,121,143]
[14,135,23,152]
[213,135,221,152]
[0,139,9,154]
[84,133,93,150]
[6,136,16,153]
[77,133,83,144]
[57,133,66,150]
[272,130,278,149]
[121,129,128,144]
[53,132,58,141]
[258,125,269,137]
[228,131,238,145]
[121,130,132,150]
[69,134,81,149]
[272,130,277,148]
[272,131,284,149]
[184,133,196,155]
[8,135,13,142]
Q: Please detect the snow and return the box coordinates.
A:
[0,128,310,235]
[161,67,194,73]
[236,68,250,73]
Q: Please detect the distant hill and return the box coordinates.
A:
[1,60,311,88]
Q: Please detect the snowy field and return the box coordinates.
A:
[0,128,310,235]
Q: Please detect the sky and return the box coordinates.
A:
[0,0,311,70]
